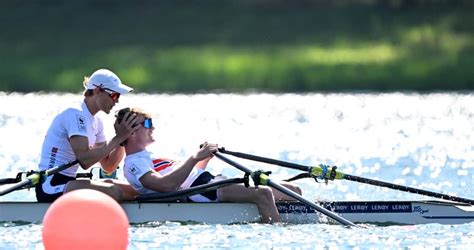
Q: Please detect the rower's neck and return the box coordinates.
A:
[84,97,99,116]
[125,145,147,156]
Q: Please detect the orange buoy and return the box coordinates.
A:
[42,189,129,250]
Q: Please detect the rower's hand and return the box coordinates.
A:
[114,111,140,141]
[195,142,218,161]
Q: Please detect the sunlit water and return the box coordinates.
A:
[0,92,473,249]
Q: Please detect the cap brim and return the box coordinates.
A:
[110,83,134,94]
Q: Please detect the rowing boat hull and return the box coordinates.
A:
[1,200,472,225]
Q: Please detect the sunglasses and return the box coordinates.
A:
[93,84,120,102]
[142,118,153,129]
[103,89,120,102]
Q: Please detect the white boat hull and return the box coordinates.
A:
[1,200,473,225]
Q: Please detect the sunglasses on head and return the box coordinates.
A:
[142,118,153,129]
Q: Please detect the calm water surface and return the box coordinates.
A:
[0,92,473,249]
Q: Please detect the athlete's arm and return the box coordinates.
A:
[139,156,199,192]
[195,156,213,170]
[140,144,218,192]
[70,112,139,169]
[96,142,125,173]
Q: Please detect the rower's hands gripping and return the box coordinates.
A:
[114,111,140,142]
[195,142,218,162]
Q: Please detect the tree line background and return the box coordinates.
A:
[1,0,472,93]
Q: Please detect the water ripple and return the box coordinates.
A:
[0,92,473,248]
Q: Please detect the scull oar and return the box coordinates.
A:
[219,148,474,205]
[0,160,79,196]
[214,151,357,227]
[136,177,245,202]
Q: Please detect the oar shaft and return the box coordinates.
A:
[0,160,80,196]
[266,179,356,226]
[344,174,474,205]
[137,178,243,201]
[215,152,251,173]
[220,148,309,171]
[0,179,32,196]
[46,160,80,176]
[214,152,356,227]
[220,149,474,205]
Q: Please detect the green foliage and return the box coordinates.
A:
[0,1,472,93]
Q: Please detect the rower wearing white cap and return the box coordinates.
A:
[36,69,139,202]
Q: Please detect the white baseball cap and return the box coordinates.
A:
[85,69,133,94]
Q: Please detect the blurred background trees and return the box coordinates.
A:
[0,0,472,93]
